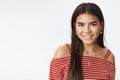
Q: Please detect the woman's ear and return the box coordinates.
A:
[73,22,76,30]
[100,21,104,31]
[73,23,76,27]
[73,23,77,35]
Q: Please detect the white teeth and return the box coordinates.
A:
[83,35,92,37]
[83,35,93,40]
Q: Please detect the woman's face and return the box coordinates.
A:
[75,13,102,45]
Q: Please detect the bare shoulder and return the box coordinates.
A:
[53,44,69,59]
[107,51,115,64]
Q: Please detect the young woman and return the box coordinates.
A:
[49,2,115,80]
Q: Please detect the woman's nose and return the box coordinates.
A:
[84,26,91,33]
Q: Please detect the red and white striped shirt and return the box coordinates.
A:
[49,44,115,80]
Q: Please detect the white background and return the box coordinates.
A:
[0,0,119,80]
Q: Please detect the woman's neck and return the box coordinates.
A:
[83,43,100,55]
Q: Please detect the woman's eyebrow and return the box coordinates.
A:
[77,22,84,24]
[89,21,97,24]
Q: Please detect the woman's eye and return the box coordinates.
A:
[91,23,97,26]
[78,24,84,27]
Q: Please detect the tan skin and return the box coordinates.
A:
[53,13,115,65]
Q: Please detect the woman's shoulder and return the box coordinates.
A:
[107,50,115,65]
[102,48,115,65]
[53,44,70,59]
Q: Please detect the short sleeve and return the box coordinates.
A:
[48,59,64,80]
[105,61,116,80]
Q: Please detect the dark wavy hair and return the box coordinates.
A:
[67,3,105,80]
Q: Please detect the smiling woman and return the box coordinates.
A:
[49,2,115,80]
[75,13,102,45]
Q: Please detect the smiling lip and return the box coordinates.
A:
[82,35,93,40]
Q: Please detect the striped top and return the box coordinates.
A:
[49,44,115,80]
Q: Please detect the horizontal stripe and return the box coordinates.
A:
[49,56,115,80]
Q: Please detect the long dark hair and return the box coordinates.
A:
[67,3,105,80]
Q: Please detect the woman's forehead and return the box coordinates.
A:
[76,13,99,23]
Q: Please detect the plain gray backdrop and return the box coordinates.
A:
[0,0,119,80]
